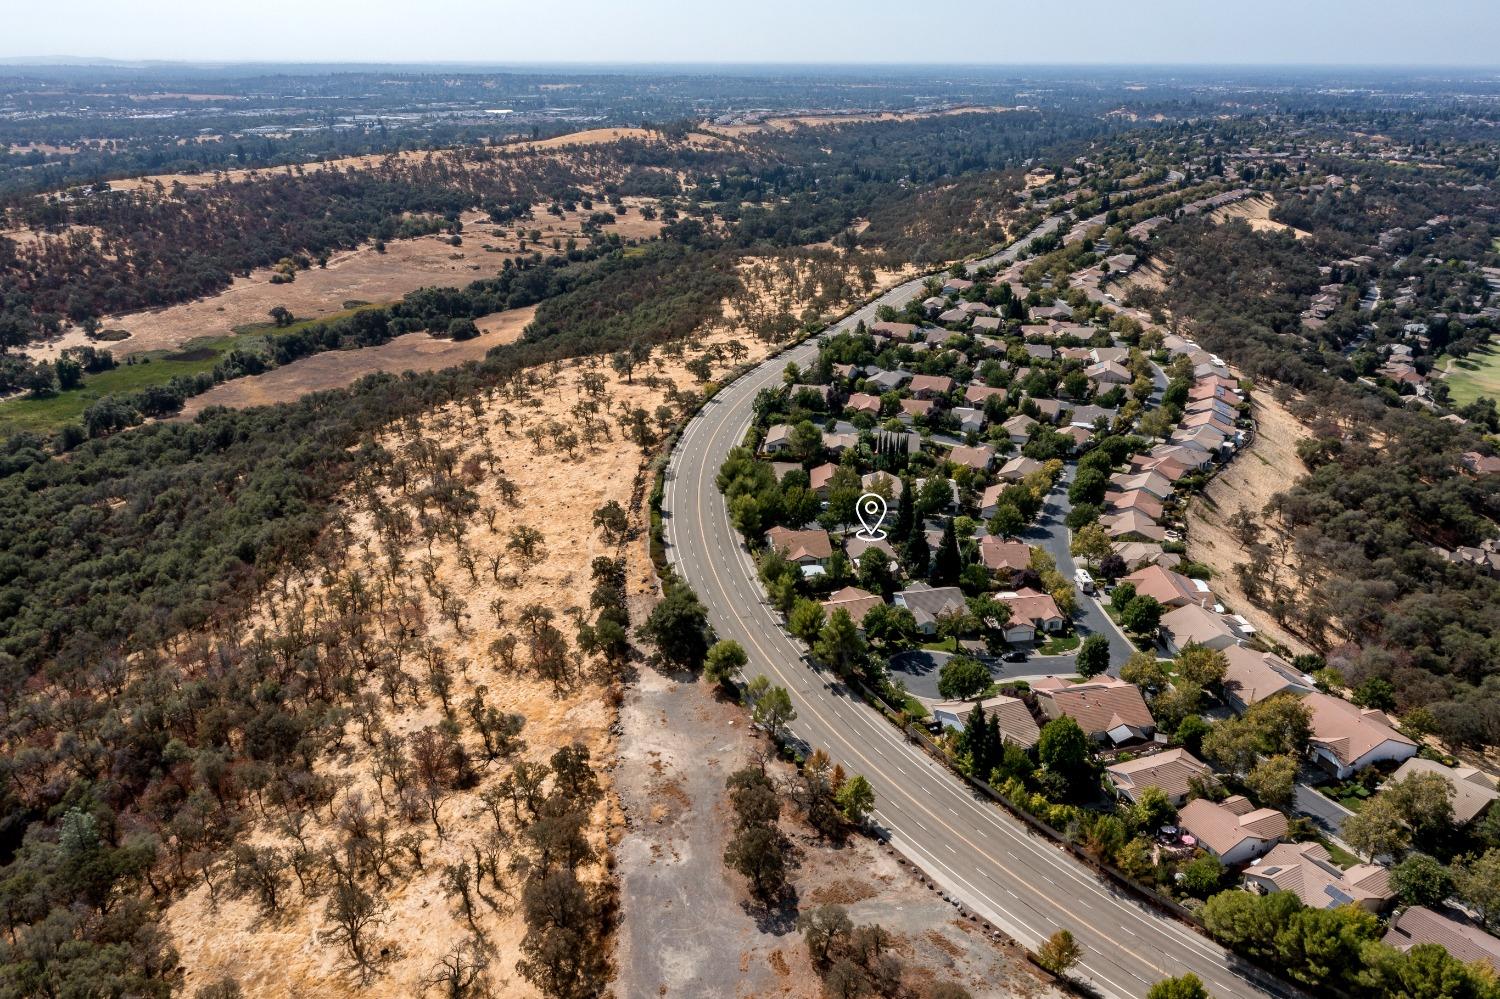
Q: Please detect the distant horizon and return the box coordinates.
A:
[7,0,1499,69]
[3,57,1499,75]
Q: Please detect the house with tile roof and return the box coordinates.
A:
[1003,413,1037,444]
[1389,758,1500,826]
[765,526,833,568]
[1101,510,1166,543]
[1109,470,1174,500]
[997,589,1066,643]
[1121,564,1213,609]
[1033,676,1155,744]
[871,320,918,341]
[1383,906,1500,968]
[1221,646,1315,711]
[947,444,995,472]
[1113,540,1176,571]
[931,695,1041,749]
[762,423,795,454]
[1178,795,1288,864]
[1304,692,1418,779]
[909,373,955,400]
[893,584,968,635]
[1245,841,1393,912]
[978,537,1032,574]
[1106,748,1214,806]
[996,455,1044,482]
[965,384,1007,406]
[821,586,885,630]
[1107,489,1165,522]
[1160,604,1244,654]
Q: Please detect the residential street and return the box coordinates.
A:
[662,219,1290,999]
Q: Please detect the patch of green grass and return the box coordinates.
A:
[1036,633,1081,655]
[0,304,386,436]
[899,694,929,719]
[1441,341,1500,406]
[1316,836,1362,870]
[0,348,230,435]
[921,637,960,653]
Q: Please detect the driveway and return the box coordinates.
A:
[889,646,1088,702]
[1294,781,1356,839]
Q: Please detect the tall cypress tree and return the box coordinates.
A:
[932,518,962,586]
[893,474,915,544]
[962,702,997,779]
[902,526,930,578]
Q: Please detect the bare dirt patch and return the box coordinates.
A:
[614,667,1057,999]
[517,126,725,151]
[103,127,716,194]
[1210,195,1312,240]
[1104,258,1168,301]
[174,306,538,416]
[1186,386,1315,655]
[705,106,1013,138]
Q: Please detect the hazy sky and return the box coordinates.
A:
[5,0,1499,67]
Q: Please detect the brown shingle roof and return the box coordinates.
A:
[1221,646,1313,707]
[1160,604,1240,648]
[1248,842,1392,910]
[999,588,1064,627]
[947,444,995,471]
[1390,758,1500,825]
[765,526,832,563]
[978,537,1031,572]
[821,586,884,628]
[1033,676,1155,739]
[1122,564,1212,609]
[1106,748,1213,803]
[1305,692,1416,769]
[932,695,1041,749]
[1178,795,1287,857]
[1384,906,1500,967]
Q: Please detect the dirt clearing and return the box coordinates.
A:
[1186,386,1315,655]
[1210,195,1312,240]
[615,666,1057,999]
[174,306,537,417]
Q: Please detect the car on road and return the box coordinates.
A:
[1002,650,1027,663]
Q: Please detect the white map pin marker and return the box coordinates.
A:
[855,492,889,540]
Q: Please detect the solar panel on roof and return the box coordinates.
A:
[1324,885,1354,907]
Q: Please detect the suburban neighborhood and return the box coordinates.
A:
[714,226,1500,992]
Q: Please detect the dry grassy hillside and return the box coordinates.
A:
[1186,386,1315,655]
[165,329,773,997]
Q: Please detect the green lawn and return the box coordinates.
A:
[899,694,929,720]
[0,304,383,436]
[1316,836,1362,870]
[1036,633,1081,656]
[1441,341,1500,407]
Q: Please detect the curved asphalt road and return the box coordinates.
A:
[662,220,1283,998]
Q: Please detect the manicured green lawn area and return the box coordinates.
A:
[0,304,382,436]
[1441,341,1500,406]
[1316,836,1362,870]
[1036,633,1081,655]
